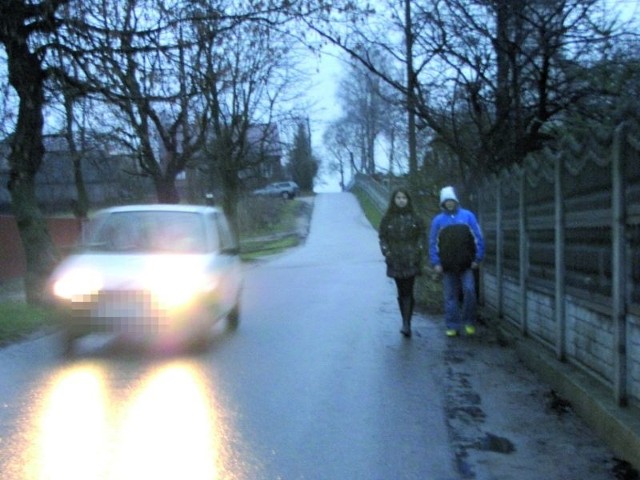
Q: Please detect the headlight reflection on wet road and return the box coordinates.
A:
[21,360,227,480]
[28,365,109,480]
[111,364,218,480]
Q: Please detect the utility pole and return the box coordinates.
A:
[404,0,418,186]
[306,116,312,158]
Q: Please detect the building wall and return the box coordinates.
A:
[0,215,82,282]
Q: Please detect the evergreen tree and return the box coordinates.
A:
[288,121,319,191]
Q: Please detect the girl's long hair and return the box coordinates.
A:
[384,188,414,216]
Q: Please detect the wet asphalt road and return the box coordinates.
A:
[0,193,619,479]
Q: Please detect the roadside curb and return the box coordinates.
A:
[494,317,640,470]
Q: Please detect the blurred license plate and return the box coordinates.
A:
[94,291,151,319]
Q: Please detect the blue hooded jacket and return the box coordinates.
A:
[429,186,484,272]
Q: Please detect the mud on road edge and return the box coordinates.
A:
[493,315,640,478]
[440,320,631,480]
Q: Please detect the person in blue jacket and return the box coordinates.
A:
[429,186,484,337]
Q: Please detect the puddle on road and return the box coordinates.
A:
[476,432,516,453]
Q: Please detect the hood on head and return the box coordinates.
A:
[439,186,459,206]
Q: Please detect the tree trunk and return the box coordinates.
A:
[72,157,89,218]
[9,175,58,304]
[221,183,240,245]
[64,94,89,219]
[155,175,180,204]
[5,30,58,304]
[219,156,241,243]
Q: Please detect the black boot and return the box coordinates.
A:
[398,296,414,338]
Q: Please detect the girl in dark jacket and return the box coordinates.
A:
[379,188,427,337]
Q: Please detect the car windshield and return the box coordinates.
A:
[84,211,206,253]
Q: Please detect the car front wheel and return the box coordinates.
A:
[61,329,79,357]
[227,300,240,330]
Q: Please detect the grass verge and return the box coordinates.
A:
[0,301,51,347]
[239,197,310,260]
[351,185,383,230]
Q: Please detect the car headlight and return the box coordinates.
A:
[146,268,218,310]
[53,269,103,301]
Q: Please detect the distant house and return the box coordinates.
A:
[243,123,285,185]
[0,135,152,213]
[182,122,286,202]
[1,122,286,211]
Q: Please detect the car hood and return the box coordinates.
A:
[50,253,211,291]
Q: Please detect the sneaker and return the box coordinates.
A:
[446,329,458,337]
[464,325,476,335]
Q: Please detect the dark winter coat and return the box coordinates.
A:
[379,211,426,279]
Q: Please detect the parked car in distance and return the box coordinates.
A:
[47,204,243,355]
[252,181,300,199]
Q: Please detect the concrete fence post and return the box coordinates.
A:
[477,182,486,307]
[611,124,628,406]
[554,154,567,362]
[519,168,529,336]
[495,178,504,318]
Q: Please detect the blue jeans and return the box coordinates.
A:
[442,269,477,330]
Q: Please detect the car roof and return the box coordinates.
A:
[95,204,222,216]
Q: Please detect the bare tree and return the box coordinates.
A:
[56,78,90,219]
[0,0,69,303]
[322,119,360,188]
[303,0,635,185]
[60,0,311,222]
[330,56,394,175]
[323,47,407,183]
[56,0,217,203]
[193,7,306,238]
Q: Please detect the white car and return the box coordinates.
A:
[252,181,300,199]
[47,204,243,354]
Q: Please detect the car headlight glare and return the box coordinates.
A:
[148,272,217,310]
[53,270,103,301]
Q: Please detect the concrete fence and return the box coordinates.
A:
[348,173,390,212]
[478,119,640,409]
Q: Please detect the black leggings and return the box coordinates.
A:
[394,276,415,298]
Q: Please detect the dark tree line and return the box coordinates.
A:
[315,0,639,191]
